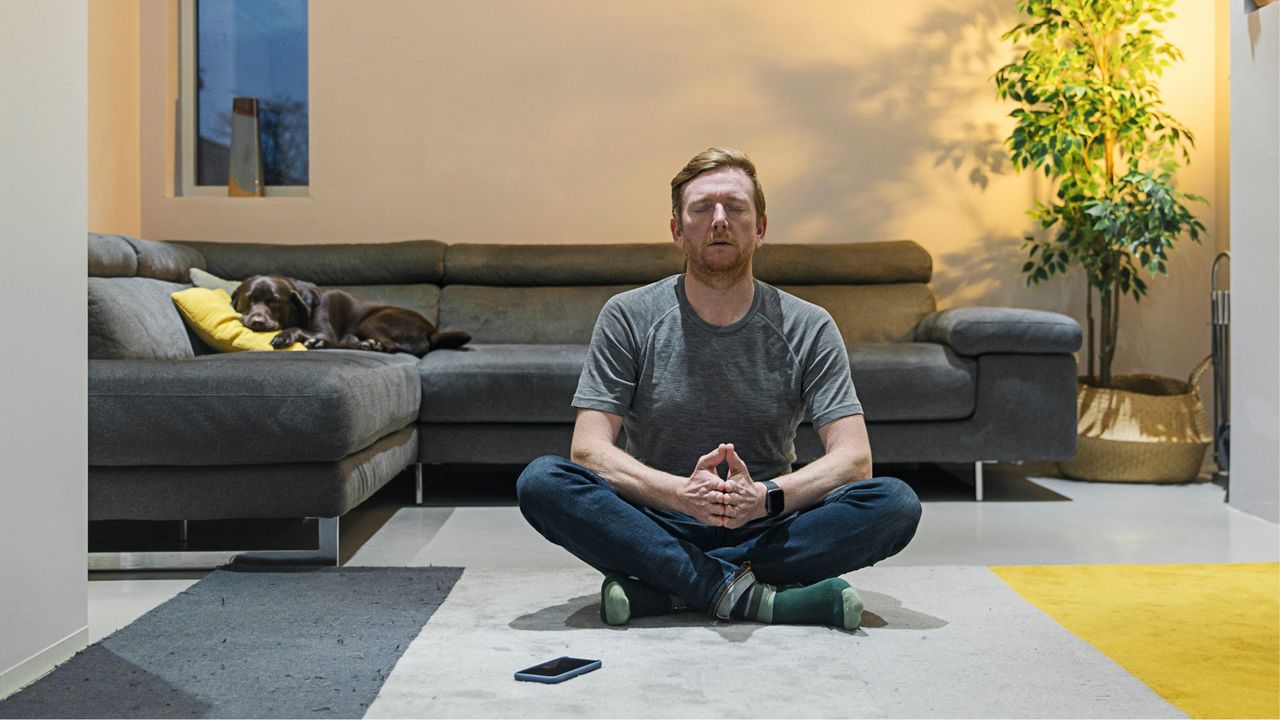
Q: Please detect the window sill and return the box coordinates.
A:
[168,194,313,204]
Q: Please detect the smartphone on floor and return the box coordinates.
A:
[514,656,602,684]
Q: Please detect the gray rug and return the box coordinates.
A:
[0,566,462,719]
[366,567,1183,718]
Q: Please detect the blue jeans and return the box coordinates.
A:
[516,455,921,618]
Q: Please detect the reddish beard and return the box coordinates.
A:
[684,230,753,289]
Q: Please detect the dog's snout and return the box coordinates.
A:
[241,312,278,332]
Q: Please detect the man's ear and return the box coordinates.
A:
[670,216,684,248]
[755,214,768,245]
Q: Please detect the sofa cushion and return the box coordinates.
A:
[443,244,683,285]
[418,344,587,423]
[89,233,207,281]
[125,236,206,282]
[89,351,420,465]
[849,342,976,421]
[190,267,242,294]
[88,234,139,278]
[755,241,932,285]
[438,286,636,344]
[418,342,974,425]
[782,284,936,344]
[88,277,196,360]
[178,240,446,285]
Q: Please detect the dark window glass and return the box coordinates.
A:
[196,0,308,186]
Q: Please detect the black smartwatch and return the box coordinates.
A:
[762,480,785,517]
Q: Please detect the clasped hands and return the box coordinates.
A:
[675,443,765,528]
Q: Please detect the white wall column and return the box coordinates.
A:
[1228,1,1280,523]
[0,0,90,698]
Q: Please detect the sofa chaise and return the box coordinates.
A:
[87,234,1082,568]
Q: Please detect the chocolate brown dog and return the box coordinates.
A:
[231,275,470,356]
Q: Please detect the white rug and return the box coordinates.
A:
[366,566,1182,718]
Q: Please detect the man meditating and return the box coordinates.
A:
[516,147,921,630]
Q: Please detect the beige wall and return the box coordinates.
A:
[102,0,1229,382]
[88,0,140,235]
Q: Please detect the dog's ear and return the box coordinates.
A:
[288,280,319,324]
[230,276,251,311]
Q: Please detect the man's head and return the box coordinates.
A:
[669,147,768,289]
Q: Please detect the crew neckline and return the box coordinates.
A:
[673,274,763,334]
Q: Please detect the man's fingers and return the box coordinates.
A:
[694,444,728,472]
[725,443,748,473]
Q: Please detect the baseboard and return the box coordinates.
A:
[0,625,88,700]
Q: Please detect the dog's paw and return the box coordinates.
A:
[271,330,301,348]
[303,336,328,349]
[356,338,387,352]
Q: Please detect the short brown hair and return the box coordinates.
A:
[670,147,766,221]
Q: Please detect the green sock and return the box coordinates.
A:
[732,577,863,630]
[600,574,675,626]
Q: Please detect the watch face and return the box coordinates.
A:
[766,485,783,515]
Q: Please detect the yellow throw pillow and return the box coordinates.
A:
[171,287,306,353]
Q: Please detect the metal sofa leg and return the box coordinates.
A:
[416,463,424,505]
[974,461,986,502]
[88,517,340,571]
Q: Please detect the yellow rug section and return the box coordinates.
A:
[992,563,1280,720]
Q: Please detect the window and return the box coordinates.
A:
[179,0,308,196]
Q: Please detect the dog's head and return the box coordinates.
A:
[231,275,318,331]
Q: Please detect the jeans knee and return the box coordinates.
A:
[878,476,922,543]
[515,454,570,509]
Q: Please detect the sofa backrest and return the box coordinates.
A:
[88,234,207,359]
[87,235,937,352]
[438,244,683,343]
[759,241,935,343]
[177,240,448,322]
[438,240,936,344]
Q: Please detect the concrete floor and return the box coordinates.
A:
[87,470,1280,645]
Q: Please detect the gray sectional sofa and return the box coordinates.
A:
[87,233,1081,568]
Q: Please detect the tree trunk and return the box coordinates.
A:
[1099,282,1120,387]
[1085,277,1095,383]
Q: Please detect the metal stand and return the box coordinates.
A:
[974,461,987,502]
[415,463,424,505]
[1211,252,1230,499]
[88,517,340,571]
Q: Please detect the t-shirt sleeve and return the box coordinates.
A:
[572,297,638,416]
[803,314,863,428]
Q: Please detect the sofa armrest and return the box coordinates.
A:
[914,307,1082,356]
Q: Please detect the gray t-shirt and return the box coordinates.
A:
[572,274,862,481]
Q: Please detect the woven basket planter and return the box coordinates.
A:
[1058,357,1213,483]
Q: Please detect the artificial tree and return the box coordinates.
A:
[994,0,1206,388]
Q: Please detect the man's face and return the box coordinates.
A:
[670,167,767,286]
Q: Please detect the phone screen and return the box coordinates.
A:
[519,657,597,677]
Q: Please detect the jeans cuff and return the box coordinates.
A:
[711,563,756,620]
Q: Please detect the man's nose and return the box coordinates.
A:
[712,203,729,229]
